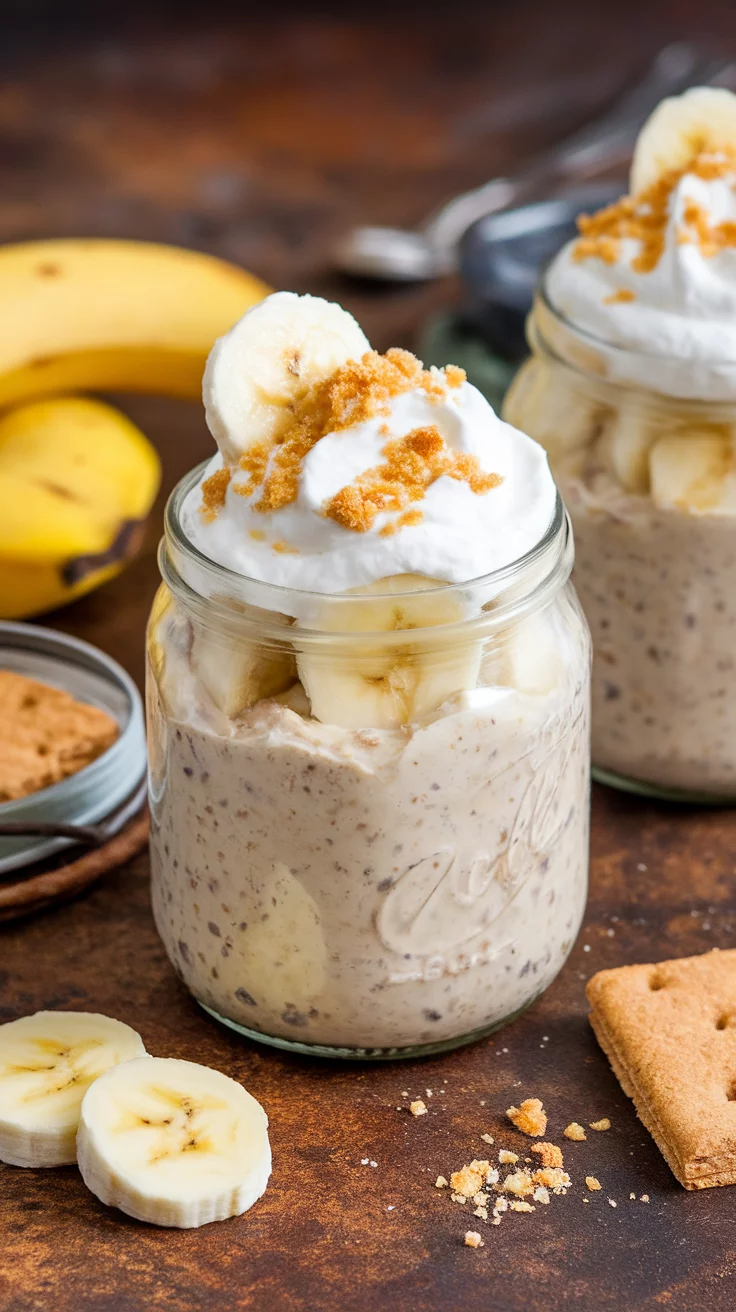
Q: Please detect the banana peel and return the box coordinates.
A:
[0,237,270,618]
[0,397,161,619]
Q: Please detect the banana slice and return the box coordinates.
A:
[630,86,736,195]
[77,1056,271,1228]
[190,623,296,718]
[649,428,736,512]
[297,574,481,730]
[203,291,371,463]
[503,358,600,473]
[603,409,661,494]
[0,1011,146,1168]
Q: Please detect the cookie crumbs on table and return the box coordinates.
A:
[506,1097,547,1136]
[531,1142,564,1169]
[564,1122,587,1141]
[409,1099,428,1117]
[464,1230,483,1248]
[590,1118,611,1131]
[586,1177,602,1191]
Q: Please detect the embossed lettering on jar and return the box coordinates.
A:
[147,475,590,1057]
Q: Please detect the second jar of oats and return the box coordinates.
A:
[504,86,736,799]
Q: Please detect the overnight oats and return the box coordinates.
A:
[504,87,736,800]
[147,291,591,1057]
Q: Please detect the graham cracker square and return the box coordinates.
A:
[587,949,736,1190]
[0,670,118,802]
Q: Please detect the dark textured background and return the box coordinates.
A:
[1,3,736,1309]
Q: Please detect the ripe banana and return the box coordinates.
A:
[0,239,270,409]
[630,86,736,195]
[203,291,370,462]
[189,610,296,718]
[0,396,161,619]
[604,409,660,495]
[297,573,481,729]
[77,1055,271,1228]
[503,358,597,475]
[0,1011,146,1167]
[649,428,736,512]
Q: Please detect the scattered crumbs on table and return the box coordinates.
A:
[410,1099,428,1117]
[564,1122,587,1141]
[590,1118,611,1132]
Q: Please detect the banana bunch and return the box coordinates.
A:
[0,1010,271,1229]
[0,238,269,618]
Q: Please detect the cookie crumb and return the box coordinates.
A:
[509,1200,535,1213]
[450,1161,491,1198]
[464,1230,484,1248]
[498,1149,518,1165]
[640,1194,650,1203]
[533,1186,550,1205]
[506,1097,547,1137]
[480,1133,494,1145]
[410,1099,428,1117]
[590,1118,611,1132]
[608,1199,617,1208]
[586,1176,602,1191]
[435,1176,448,1189]
[629,1192,636,1200]
[503,1170,534,1197]
[473,1205,488,1220]
[564,1122,587,1141]
[450,1193,467,1205]
[531,1142,563,1169]
[532,1167,570,1192]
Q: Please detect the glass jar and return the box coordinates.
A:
[504,279,736,801]
[146,464,591,1059]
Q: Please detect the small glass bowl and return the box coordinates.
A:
[0,621,146,874]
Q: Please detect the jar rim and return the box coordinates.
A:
[159,463,573,641]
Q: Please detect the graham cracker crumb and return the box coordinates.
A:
[450,1161,491,1199]
[603,288,636,304]
[590,1118,611,1132]
[629,1192,636,1200]
[498,1150,518,1165]
[608,1199,617,1208]
[473,1205,488,1220]
[531,1142,563,1169]
[564,1123,587,1141]
[509,1200,535,1213]
[435,1176,448,1189]
[503,1170,534,1197]
[200,466,231,522]
[480,1133,494,1146]
[450,1193,467,1205]
[464,1230,484,1248]
[409,1100,427,1117]
[533,1186,550,1205]
[506,1098,547,1137]
[532,1168,570,1192]
[586,1176,602,1191]
[445,364,466,389]
[640,1195,650,1203]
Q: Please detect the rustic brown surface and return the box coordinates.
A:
[2,4,736,1309]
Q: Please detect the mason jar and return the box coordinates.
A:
[504,278,736,801]
[146,464,591,1059]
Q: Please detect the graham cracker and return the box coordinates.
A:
[0,670,118,802]
[587,949,736,1190]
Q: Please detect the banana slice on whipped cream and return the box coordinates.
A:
[77,1055,271,1228]
[0,1011,146,1168]
[630,86,736,195]
[203,290,370,462]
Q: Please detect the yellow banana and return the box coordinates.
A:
[0,239,270,408]
[0,397,161,619]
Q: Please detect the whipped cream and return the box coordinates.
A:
[546,165,736,400]
[182,316,556,595]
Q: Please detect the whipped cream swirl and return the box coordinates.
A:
[546,164,736,400]
[182,372,556,593]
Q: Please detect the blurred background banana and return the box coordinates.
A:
[0,238,270,618]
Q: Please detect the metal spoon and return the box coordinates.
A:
[334,44,736,282]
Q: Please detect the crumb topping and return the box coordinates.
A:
[324,423,501,535]
[563,1122,587,1141]
[200,466,231,522]
[200,349,488,534]
[603,288,636,304]
[506,1097,548,1137]
[573,149,736,275]
[530,1142,563,1169]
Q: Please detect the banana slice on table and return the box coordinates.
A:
[297,574,481,730]
[649,428,736,512]
[630,86,736,195]
[203,291,371,463]
[77,1056,271,1228]
[0,1011,146,1168]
